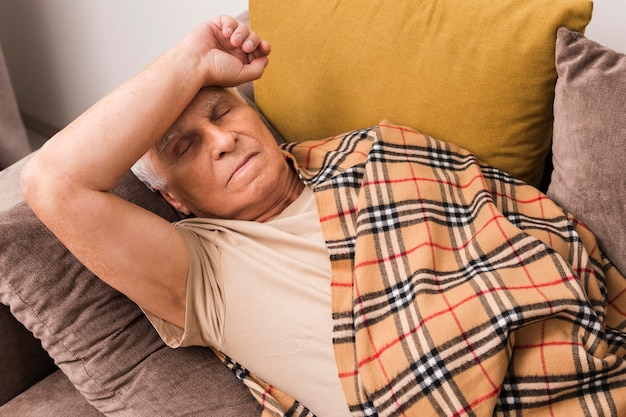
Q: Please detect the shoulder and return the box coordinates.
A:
[281,126,378,184]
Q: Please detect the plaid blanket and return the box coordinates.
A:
[219,122,626,416]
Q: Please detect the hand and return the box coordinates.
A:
[178,15,271,87]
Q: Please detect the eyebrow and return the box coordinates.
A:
[204,93,224,115]
[156,127,182,155]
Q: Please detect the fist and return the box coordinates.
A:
[179,15,272,87]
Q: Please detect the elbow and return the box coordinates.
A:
[20,153,65,217]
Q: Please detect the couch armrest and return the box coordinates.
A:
[0,304,57,406]
[0,153,31,212]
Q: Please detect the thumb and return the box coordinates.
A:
[237,55,270,84]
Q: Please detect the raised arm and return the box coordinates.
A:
[20,16,270,328]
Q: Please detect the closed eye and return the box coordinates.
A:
[211,105,231,123]
[174,136,196,156]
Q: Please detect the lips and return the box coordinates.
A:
[228,152,258,183]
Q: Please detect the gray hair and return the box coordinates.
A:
[131,153,166,192]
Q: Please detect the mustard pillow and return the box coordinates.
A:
[250,0,592,187]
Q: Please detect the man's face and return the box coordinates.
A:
[151,87,292,220]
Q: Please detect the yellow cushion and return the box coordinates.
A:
[250,0,592,187]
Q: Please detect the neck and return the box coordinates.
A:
[255,169,305,222]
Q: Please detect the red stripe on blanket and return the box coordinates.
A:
[354,275,579,367]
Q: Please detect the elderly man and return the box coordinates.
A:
[22,15,626,417]
[21,16,349,417]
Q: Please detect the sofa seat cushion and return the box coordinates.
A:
[0,171,261,416]
[0,371,102,417]
[250,0,592,187]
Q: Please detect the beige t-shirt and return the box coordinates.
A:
[143,187,351,417]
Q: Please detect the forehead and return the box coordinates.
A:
[155,87,240,154]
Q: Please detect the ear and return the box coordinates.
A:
[159,189,192,216]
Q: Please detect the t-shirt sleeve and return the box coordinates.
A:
[141,223,225,349]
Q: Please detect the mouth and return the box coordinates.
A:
[228,152,258,184]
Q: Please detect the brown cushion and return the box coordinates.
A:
[0,172,261,416]
[547,28,626,275]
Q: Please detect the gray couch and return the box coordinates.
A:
[0,42,30,170]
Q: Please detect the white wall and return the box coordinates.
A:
[0,0,248,131]
[0,1,624,132]
[586,0,626,53]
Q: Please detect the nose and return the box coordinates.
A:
[207,125,237,160]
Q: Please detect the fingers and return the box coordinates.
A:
[254,39,272,57]
[216,15,269,56]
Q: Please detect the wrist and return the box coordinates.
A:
[157,45,207,92]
